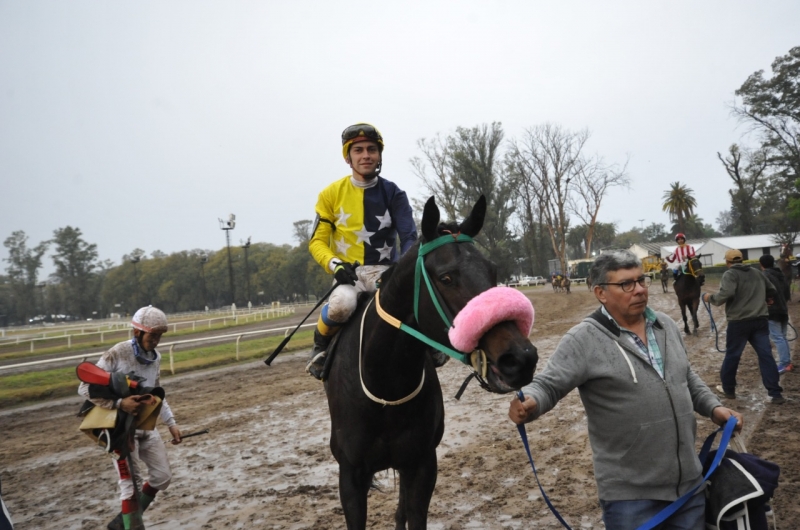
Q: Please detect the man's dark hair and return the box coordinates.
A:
[759,254,775,268]
[590,250,641,288]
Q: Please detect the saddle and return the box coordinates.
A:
[76,364,164,459]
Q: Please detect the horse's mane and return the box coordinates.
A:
[378,221,461,291]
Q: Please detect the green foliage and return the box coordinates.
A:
[661,182,697,234]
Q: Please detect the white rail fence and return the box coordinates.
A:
[0,322,316,374]
[0,306,298,353]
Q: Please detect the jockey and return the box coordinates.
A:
[78,306,182,530]
[305,123,417,380]
[666,233,703,285]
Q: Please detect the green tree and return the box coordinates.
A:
[661,182,697,234]
[3,231,49,323]
[642,223,669,242]
[50,227,99,318]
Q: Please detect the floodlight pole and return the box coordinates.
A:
[219,216,236,305]
[130,256,141,308]
[241,237,251,305]
[199,254,208,309]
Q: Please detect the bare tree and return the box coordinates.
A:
[508,124,591,275]
[568,156,630,257]
[717,144,769,235]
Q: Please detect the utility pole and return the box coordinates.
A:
[199,253,208,309]
[218,214,236,306]
[241,237,251,306]
[130,255,141,308]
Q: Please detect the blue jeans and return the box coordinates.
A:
[721,318,783,398]
[600,491,705,529]
[768,319,791,366]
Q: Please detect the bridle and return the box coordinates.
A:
[361,232,493,405]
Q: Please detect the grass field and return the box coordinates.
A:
[0,330,313,410]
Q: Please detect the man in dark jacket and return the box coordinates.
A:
[702,249,785,404]
[760,254,793,374]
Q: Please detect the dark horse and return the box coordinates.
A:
[673,257,704,335]
[660,261,669,293]
[323,196,538,529]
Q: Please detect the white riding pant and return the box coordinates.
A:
[113,429,172,500]
[325,265,388,324]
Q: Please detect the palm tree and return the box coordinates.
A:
[662,182,697,234]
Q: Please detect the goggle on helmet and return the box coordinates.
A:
[341,123,384,160]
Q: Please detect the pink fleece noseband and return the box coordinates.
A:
[448,286,534,352]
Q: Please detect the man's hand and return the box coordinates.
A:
[711,406,743,433]
[168,425,182,445]
[334,262,358,286]
[118,394,156,416]
[702,293,710,303]
[508,393,538,425]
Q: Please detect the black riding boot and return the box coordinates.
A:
[306,329,332,380]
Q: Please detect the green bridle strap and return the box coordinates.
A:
[414,234,474,326]
[374,289,470,364]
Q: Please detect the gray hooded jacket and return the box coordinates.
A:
[521,308,721,502]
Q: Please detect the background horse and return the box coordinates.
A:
[660,261,669,293]
[673,257,704,335]
[324,196,538,530]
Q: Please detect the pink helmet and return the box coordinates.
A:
[132,306,168,333]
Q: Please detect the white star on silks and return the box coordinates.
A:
[375,209,392,230]
[335,207,351,228]
[335,237,351,255]
[353,225,375,245]
[377,242,394,261]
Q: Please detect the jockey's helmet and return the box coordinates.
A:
[132,306,168,334]
[341,123,384,160]
[675,233,686,242]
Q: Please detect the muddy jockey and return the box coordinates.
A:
[305,123,418,379]
[77,306,182,530]
[666,233,704,286]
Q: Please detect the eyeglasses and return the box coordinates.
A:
[341,123,382,144]
[597,276,652,292]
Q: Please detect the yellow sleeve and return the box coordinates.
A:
[309,188,337,272]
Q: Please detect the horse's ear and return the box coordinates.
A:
[459,195,486,238]
[421,196,440,242]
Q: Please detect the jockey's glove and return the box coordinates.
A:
[334,262,358,286]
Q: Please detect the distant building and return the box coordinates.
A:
[628,234,799,267]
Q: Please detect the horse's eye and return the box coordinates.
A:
[439,274,452,285]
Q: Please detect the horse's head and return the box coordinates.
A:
[687,257,704,278]
[414,196,538,393]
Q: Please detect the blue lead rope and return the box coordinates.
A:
[515,391,573,529]
[515,390,738,530]
[701,295,726,353]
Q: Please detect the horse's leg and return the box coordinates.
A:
[691,298,700,336]
[679,302,690,335]
[395,452,437,530]
[338,462,373,530]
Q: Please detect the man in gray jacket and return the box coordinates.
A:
[702,249,784,404]
[509,250,741,530]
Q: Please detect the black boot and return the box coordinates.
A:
[306,330,332,380]
[107,513,124,530]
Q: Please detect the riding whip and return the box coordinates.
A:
[166,428,209,444]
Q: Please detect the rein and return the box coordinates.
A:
[701,295,726,353]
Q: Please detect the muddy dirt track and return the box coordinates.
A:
[1,281,798,529]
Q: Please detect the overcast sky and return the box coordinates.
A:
[2,2,799,276]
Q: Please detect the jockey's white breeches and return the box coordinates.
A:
[324,265,388,324]
[113,429,172,500]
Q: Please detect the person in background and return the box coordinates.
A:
[305,123,417,380]
[666,233,703,285]
[78,306,182,530]
[509,249,742,529]
[759,254,793,374]
[702,249,785,404]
